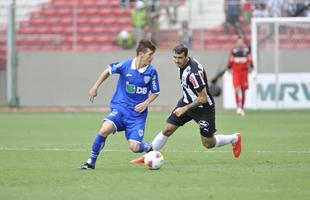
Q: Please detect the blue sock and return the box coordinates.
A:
[138,141,151,153]
[90,134,106,166]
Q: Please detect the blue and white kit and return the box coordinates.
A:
[105,58,160,143]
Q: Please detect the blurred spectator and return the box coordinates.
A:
[224,0,242,35]
[253,3,269,18]
[242,0,252,24]
[284,0,299,16]
[144,25,152,41]
[166,0,178,25]
[178,20,192,49]
[131,1,147,45]
[306,6,310,17]
[116,30,134,49]
[145,0,161,44]
[253,3,269,34]
[284,0,310,16]
[267,0,284,17]
[119,0,130,8]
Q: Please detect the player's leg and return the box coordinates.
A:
[80,109,122,169]
[125,116,152,153]
[233,74,242,114]
[80,120,115,169]
[201,132,242,158]
[150,108,191,151]
[234,87,242,114]
[240,88,246,116]
[129,122,179,164]
[239,73,249,116]
[151,122,179,151]
[129,106,189,164]
[193,106,242,158]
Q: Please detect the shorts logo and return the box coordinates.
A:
[138,129,144,137]
[109,110,118,117]
[198,120,209,131]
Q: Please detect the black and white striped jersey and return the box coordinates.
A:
[178,57,215,108]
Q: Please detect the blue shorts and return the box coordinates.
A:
[104,107,147,143]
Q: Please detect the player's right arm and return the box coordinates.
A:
[89,67,110,103]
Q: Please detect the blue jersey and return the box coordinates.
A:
[108,58,160,115]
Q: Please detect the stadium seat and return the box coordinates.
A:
[116,18,131,26]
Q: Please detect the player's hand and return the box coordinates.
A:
[135,102,148,113]
[89,87,98,103]
[173,106,187,117]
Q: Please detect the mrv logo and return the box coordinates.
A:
[257,82,310,101]
[126,82,147,94]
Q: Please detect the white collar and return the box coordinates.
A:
[131,57,148,73]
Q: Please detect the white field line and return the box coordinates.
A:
[0,147,309,154]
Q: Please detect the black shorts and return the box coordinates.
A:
[167,101,217,138]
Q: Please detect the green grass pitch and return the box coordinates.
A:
[0,110,310,200]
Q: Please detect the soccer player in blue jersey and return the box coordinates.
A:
[80,39,160,169]
[130,44,242,164]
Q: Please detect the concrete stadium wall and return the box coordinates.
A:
[17,50,227,108]
[17,49,310,109]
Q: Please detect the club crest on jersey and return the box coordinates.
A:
[144,76,151,84]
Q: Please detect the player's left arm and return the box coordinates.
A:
[134,93,159,113]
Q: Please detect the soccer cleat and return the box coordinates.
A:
[79,159,95,170]
[232,133,242,158]
[129,156,145,164]
[236,107,242,115]
[239,109,245,116]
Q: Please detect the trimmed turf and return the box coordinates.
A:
[0,110,309,200]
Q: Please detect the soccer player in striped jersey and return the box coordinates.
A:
[130,44,241,164]
[80,39,160,169]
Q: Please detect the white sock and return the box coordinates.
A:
[214,134,238,147]
[151,131,168,151]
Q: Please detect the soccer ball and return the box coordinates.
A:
[144,151,164,170]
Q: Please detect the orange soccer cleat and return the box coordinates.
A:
[129,155,145,164]
[232,133,242,158]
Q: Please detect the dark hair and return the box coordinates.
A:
[136,39,156,55]
[173,44,188,56]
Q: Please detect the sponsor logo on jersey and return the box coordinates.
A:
[233,57,247,63]
[126,81,136,93]
[126,81,148,94]
[126,73,133,77]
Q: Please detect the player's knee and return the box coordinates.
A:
[129,143,140,153]
[202,140,215,149]
[98,130,109,137]
[163,125,176,136]
[162,130,172,137]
